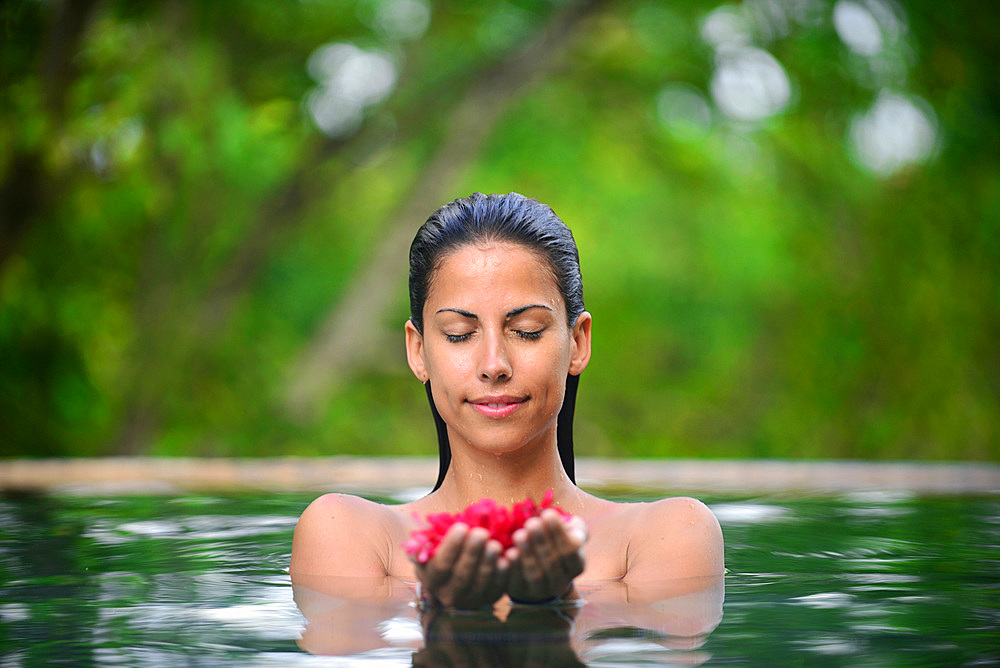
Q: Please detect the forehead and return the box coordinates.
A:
[426,242,562,309]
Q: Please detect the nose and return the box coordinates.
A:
[478,332,512,382]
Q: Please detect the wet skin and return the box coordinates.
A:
[291,243,724,611]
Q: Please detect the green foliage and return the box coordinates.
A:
[1,0,997,460]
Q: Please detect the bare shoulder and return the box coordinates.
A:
[290,493,403,577]
[641,496,720,527]
[623,496,724,580]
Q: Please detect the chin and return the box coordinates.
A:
[464,424,553,456]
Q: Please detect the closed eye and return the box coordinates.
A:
[445,332,472,343]
[515,330,543,341]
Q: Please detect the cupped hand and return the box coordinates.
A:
[412,522,509,609]
[505,509,587,603]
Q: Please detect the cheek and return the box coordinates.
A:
[531,337,574,372]
[425,345,473,383]
[524,342,573,397]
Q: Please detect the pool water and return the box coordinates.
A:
[1,490,997,665]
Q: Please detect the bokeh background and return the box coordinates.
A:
[1,0,996,461]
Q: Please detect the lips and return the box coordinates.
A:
[469,395,526,419]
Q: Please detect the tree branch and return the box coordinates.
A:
[282,0,610,419]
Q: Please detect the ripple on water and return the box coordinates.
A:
[116,515,298,540]
[842,490,916,505]
[710,502,791,524]
[793,634,862,656]
[376,617,423,644]
[792,592,856,609]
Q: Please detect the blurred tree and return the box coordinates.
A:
[0,0,996,460]
[284,0,609,419]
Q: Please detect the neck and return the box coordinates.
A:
[433,431,578,510]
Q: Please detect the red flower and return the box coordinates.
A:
[402,489,572,564]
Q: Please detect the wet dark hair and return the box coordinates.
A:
[409,192,585,491]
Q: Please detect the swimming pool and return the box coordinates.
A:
[1,489,997,665]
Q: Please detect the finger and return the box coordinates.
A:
[472,536,499,586]
[514,521,554,586]
[479,540,507,600]
[448,526,489,596]
[521,517,558,571]
[508,537,555,602]
[527,516,570,572]
[542,513,586,577]
[529,511,585,580]
[537,509,585,551]
[424,523,469,588]
[494,552,513,596]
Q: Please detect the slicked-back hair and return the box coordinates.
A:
[409,192,584,334]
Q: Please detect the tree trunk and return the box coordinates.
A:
[0,0,99,270]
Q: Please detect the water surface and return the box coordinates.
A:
[1,490,997,665]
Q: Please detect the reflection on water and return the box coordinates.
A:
[0,492,998,665]
[415,604,585,667]
[292,573,723,665]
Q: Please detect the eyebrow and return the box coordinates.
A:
[436,304,553,319]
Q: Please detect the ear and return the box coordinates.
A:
[568,311,592,376]
[405,319,428,382]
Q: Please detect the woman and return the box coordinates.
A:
[291,192,724,612]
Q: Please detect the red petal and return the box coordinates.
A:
[402,490,574,559]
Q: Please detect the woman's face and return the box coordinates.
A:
[405,242,591,457]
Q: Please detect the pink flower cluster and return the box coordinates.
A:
[403,489,572,564]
